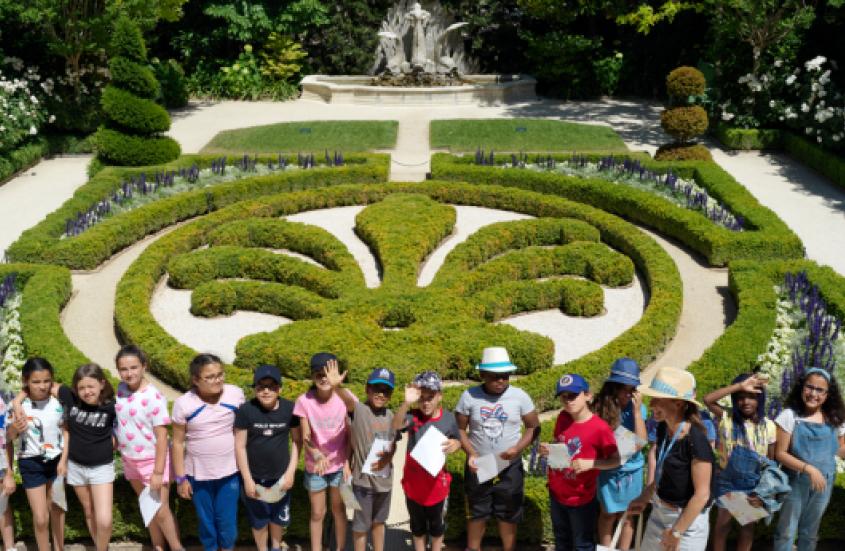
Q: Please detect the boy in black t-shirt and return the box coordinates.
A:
[234,365,302,551]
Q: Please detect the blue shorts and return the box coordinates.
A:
[304,470,343,492]
[19,456,60,489]
[242,479,292,529]
[190,473,240,551]
[597,467,644,514]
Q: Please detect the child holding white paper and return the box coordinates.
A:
[703,372,775,551]
[591,358,648,550]
[539,374,620,551]
[7,358,66,551]
[393,371,461,551]
[114,345,184,551]
[235,364,301,551]
[332,366,396,551]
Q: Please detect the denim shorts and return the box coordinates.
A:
[19,456,60,489]
[303,470,343,492]
[242,480,292,529]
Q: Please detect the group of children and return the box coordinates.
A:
[2,344,844,551]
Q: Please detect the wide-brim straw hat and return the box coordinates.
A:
[476,346,517,373]
[637,366,702,407]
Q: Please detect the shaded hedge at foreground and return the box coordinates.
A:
[430,153,804,266]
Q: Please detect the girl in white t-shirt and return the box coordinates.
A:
[114,345,184,551]
[7,358,66,551]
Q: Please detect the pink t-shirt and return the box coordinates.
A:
[115,382,171,460]
[171,384,244,480]
[293,389,354,474]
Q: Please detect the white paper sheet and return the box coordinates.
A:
[51,476,67,511]
[139,486,162,527]
[339,480,361,510]
[614,426,645,464]
[362,438,393,477]
[475,453,511,484]
[547,443,572,470]
[409,426,448,477]
[718,492,769,525]
[255,479,287,503]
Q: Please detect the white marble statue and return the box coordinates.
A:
[405,2,431,68]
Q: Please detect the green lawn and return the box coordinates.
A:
[430,118,628,152]
[201,120,399,153]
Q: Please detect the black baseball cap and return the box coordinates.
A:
[310,352,337,373]
[253,364,281,386]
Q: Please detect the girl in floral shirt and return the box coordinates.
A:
[114,345,184,551]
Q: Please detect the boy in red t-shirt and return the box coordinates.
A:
[393,371,462,551]
[540,374,620,551]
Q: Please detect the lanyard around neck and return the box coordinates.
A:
[655,421,687,484]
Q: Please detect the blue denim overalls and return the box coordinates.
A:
[773,418,839,551]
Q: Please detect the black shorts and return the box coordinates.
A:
[464,459,524,523]
[406,497,447,538]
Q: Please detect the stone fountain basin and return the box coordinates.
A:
[301,74,537,105]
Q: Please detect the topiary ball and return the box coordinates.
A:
[666,66,706,98]
[660,106,708,143]
[654,143,712,161]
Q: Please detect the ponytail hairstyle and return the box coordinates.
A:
[22,357,55,392]
[72,363,115,404]
[785,369,845,428]
[682,401,706,434]
[729,372,766,443]
[115,344,149,367]
[592,381,624,429]
[189,353,223,388]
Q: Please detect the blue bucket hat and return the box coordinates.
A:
[606,358,641,386]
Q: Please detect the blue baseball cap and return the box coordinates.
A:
[367,368,395,389]
[310,352,337,373]
[606,358,641,386]
[556,373,589,396]
[253,364,282,386]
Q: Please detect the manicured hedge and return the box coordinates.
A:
[0,264,89,382]
[95,128,182,167]
[689,258,845,394]
[114,182,680,412]
[430,153,804,266]
[714,125,782,150]
[100,86,171,134]
[109,57,160,99]
[782,132,845,191]
[5,153,389,269]
[0,138,50,185]
[190,280,328,318]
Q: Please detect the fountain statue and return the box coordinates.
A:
[300,0,536,103]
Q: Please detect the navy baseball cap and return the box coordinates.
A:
[310,352,337,373]
[366,368,395,389]
[253,364,281,386]
[555,373,589,396]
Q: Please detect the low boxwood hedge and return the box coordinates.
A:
[100,86,171,134]
[0,264,89,382]
[114,182,680,413]
[713,125,782,150]
[5,153,389,269]
[782,132,845,191]
[94,127,182,167]
[430,153,804,267]
[689,258,845,394]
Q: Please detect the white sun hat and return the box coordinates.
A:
[476,346,517,373]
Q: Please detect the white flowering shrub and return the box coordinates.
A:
[0,292,24,392]
[716,56,845,149]
[0,56,54,155]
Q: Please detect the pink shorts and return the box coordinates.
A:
[122,455,172,484]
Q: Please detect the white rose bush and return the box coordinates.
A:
[0,56,54,156]
[0,273,23,391]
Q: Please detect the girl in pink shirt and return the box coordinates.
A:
[114,345,183,551]
[294,352,352,551]
[171,354,244,551]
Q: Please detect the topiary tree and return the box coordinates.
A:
[95,16,180,166]
[656,66,711,161]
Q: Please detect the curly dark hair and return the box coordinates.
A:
[785,370,845,427]
[592,381,624,428]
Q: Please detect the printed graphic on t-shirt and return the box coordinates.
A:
[67,406,111,428]
[311,415,344,430]
[253,421,288,436]
[560,435,583,479]
[480,404,508,441]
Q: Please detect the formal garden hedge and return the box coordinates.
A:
[4,153,389,269]
[430,153,804,266]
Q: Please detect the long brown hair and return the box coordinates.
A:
[592,381,623,428]
[72,363,115,404]
[681,400,706,433]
